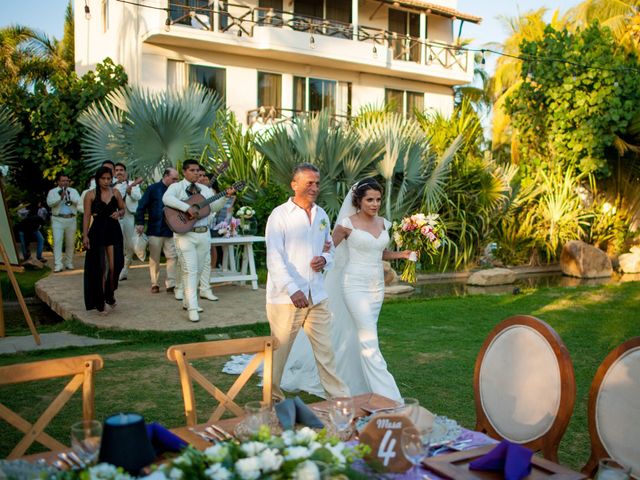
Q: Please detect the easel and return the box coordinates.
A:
[0,235,41,345]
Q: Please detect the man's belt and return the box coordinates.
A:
[53,214,76,218]
[191,226,209,233]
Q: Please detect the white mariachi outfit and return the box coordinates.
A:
[162,179,225,320]
[46,186,80,271]
[114,180,142,279]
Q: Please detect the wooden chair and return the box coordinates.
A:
[167,336,277,427]
[582,337,640,478]
[473,315,576,462]
[0,354,104,458]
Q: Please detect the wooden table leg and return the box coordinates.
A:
[247,243,258,290]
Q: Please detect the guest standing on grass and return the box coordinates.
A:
[83,167,125,315]
[265,162,349,401]
[46,172,80,272]
[135,168,179,294]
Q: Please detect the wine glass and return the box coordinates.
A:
[595,459,631,480]
[328,397,355,440]
[244,401,269,435]
[401,426,428,478]
[71,420,102,466]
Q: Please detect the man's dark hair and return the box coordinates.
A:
[114,162,126,170]
[183,159,200,171]
[55,172,69,181]
[101,160,115,168]
[292,163,319,180]
[162,168,173,177]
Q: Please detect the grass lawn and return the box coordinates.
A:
[1,281,639,471]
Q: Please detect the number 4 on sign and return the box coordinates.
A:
[378,430,397,466]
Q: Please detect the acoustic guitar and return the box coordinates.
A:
[164,181,245,234]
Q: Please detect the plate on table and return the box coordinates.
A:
[427,415,462,447]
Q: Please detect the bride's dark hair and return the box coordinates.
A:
[351,177,383,208]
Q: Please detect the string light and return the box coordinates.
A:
[164,12,171,32]
[84,0,91,20]
[480,49,486,65]
[372,44,377,58]
[309,34,315,49]
[237,28,242,37]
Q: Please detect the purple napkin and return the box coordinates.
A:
[275,397,324,430]
[146,422,188,455]
[469,440,533,480]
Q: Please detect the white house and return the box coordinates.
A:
[75,0,481,125]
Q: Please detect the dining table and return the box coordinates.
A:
[16,393,587,480]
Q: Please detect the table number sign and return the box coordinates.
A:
[359,414,415,472]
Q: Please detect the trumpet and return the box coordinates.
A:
[59,187,73,206]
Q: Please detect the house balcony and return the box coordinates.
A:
[142,2,475,86]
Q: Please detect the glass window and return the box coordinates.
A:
[294,77,350,117]
[189,65,226,105]
[406,91,424,118]
[388,8,420,62]
[101,0,109,32]
[258,72,282,109]
[385,89,424,118]
[385,89,404,116]
[258,0,283,26]
[170,0,210,25]
[293,76,306,113]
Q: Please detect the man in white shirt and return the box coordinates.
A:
[162,160,228,322]
[46,172,81,272]
[114,162,143,281]
[265,163,349,400]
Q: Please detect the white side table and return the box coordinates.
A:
[210,235,265,290]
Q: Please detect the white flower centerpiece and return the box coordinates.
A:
[52,426,370,480]
[236,206,257,235]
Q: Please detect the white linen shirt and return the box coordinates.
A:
[266,198,334,305]
[162,179,225,229]
[114,180,142,214]
[46,187,80,215]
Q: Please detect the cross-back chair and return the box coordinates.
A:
[582,337,640,479]
[473,315,576,462]
[166,336,277,427]
[0,354,104,459]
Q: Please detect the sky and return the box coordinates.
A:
[0,0,583,75]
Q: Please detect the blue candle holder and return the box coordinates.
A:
[99,412,156,474]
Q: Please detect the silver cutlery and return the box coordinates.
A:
[189,427,218,443]
[52,459,67,470]
[67,451,87,469]
[360,405,400,415]
[207,425,233,441]
[57,453,76,469]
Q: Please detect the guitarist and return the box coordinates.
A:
[114,162,143,281]
[162,160,234,323]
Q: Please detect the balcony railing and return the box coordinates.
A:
[167,2,470,73]
[246,106,349,127]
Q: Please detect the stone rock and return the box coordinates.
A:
[467,268,516,286]
[618,248,640,273]
[560,240,612,278]
[385,284,414,295]
[382,261,398,285]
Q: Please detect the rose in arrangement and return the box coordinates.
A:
[52,427,369,480]
[215,218,241,238]
[392,213,446,284]
[236,206,256,220]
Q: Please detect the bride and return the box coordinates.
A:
[279,178,413,401]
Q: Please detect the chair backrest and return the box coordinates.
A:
[582,337,640,478]
[0,354,104,459]
[166,336,277,427]
[473,315,575,462]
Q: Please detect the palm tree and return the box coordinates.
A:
[0,106,21,164]
[79,84,225,178]
[565,0,640,50]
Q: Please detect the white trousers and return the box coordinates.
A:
[174,231,210,312]
[174,242,213,294]
[148,236,177,289]
[51,216,77,270]
[119,212,135,272]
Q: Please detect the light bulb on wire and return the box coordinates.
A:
[309,34,316,49]
[84,1,91,20]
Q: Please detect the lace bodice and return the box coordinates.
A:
[340,216,390,267]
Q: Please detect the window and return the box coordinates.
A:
[388,8,421,62]
[101,0,109,32]
[170,0,211,25]
[257,0,283,26]
[293,0,352,37]
[257,72,282,109]
[294,77,351,117]
[189,65,226,105]
[385,89,424,119]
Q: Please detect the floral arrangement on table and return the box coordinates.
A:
[236,206,257,235]
[214,218,242,238]
[51,427,369,480]
[392,212,446,284]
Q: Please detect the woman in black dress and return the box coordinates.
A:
[82,167,126,314]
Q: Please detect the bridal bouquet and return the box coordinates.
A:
[392,213,446,284]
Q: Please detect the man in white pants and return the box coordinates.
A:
[114,163,142,281]
[46,172,80,272]
[163,160,230,322]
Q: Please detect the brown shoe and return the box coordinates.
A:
[151,286,160,293]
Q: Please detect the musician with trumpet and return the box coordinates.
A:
[162,160,234,323]
[114,162,143,281]
[46,172,80,272]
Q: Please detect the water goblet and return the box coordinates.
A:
[71,420,102,466]
[328,397,355,440]
[244,401,269,435]
[595,458,631,480]
[401,426,428,477]
[397,397,419,422]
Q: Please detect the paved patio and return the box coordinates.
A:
[34,254,268,332]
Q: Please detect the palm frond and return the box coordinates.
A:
[0,107,22,164]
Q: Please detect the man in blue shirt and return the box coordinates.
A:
[135,168,179,294]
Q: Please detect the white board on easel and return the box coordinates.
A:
[0,180,40,344]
